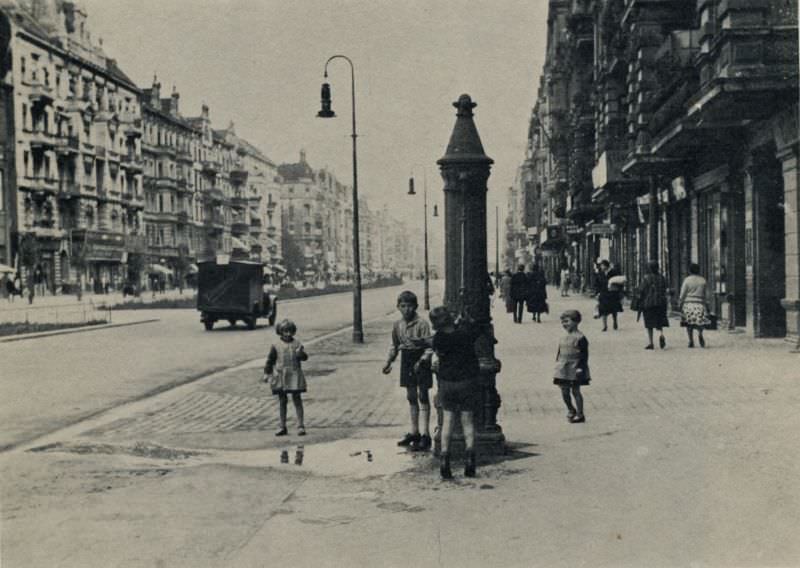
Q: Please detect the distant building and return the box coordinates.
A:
[2,0,145,293]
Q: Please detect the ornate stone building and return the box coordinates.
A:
[2,0,145,292]
[517,0,799,340]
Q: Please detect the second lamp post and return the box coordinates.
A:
[408,168,437,311]
[318,54,363,343]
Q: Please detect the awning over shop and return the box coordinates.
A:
[147,263,173,276]
[0,263,15,274]
[262,266,273,275]
[187,263,199,274]
[273,264,287,273]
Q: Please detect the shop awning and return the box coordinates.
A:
[262,266,273,275]
[147,263,173,276]
[0,263,15,274]
[187,263,199,274]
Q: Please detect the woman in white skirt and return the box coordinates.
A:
[679,263,712,348]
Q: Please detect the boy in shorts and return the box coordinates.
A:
[382,291,433,451]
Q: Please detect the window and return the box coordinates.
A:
[20,56,26,81]
[304,223,311,234]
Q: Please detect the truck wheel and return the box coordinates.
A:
[204,320,214,331]
[245,317,257,330]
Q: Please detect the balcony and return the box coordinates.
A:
[54,135,80,155]
[204,187,225,203]
[121,153,144,172]
[28,81,54,105]
[176,177,191,193]
[231,222,250,235]
[177,149,193,163]
[689,23,798,123]
[57,181,81,199]
[156,177,177,190]
[21,176,58,194]
[28,129,56,150]
[176,211,190,224]
[230,169,248,185]
[30,225,66,239]
[230,195,248,209]
[201,159,221,175]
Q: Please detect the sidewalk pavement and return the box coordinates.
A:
[0,287,192,312]
[2,289,799,567]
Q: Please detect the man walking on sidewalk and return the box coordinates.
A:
[510,265,528,324]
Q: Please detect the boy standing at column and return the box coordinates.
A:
[382,291,433,451]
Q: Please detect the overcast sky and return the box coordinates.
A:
[82,0,547,255]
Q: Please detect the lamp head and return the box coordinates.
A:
[408,177,416,195]
[317,82,335,118]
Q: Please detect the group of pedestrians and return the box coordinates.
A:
[499,264,549,324]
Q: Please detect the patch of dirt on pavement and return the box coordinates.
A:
[28,441,206,460]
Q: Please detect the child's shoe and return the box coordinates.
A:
[464,451,477,478]
[275,428,288,436]
[398,432,420,447]
[417,434,432,451]
[570,414,586,423]
[440,453,453,480]
[567,409,577,422]
[297,427,306,436]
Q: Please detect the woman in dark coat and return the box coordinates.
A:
[636,260,669,350]
[594,260,622,331]
[526,264,548,323]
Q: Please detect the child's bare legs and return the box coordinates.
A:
[406,386,421,437]
[418,387,431,438]
[601,314,608,331]
[686,325,695,347]
[571,385,584,417]
[612,312,618,330]
[461,410,476,477]
[277,393,288,434]
[646,327,654,347]
[440,409,454,479]
[560,385,576,417]
[291,393,305,432]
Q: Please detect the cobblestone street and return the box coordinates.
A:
[2,289,799,567]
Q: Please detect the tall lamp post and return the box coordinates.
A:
[408,168,438,311]
[318,54,363,343]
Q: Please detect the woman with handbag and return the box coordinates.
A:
[636,260,669,350]
[679,263,712,348]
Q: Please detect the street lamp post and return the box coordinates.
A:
[318,54,363,343]
[408,168,438,311]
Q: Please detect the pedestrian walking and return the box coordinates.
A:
[382,291,434,451]
[510,265,528,324]
[553,309,591,423]
[499,269,513,314]
[560,266,570,297]
[594,260,623,331]
[572,270,582,294]
[486,273,496,309]
[679,263,713,348]
[526,264,548,323]
[264,319,308,436]
[635,260,669,350]
[420,307,480,479]
[5,276,15,303]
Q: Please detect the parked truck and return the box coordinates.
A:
[197,260,277,330]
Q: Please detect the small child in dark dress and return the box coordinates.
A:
[554,310,591,423]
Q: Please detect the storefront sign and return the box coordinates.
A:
[564,223,582,235]
[589,223,615,236]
